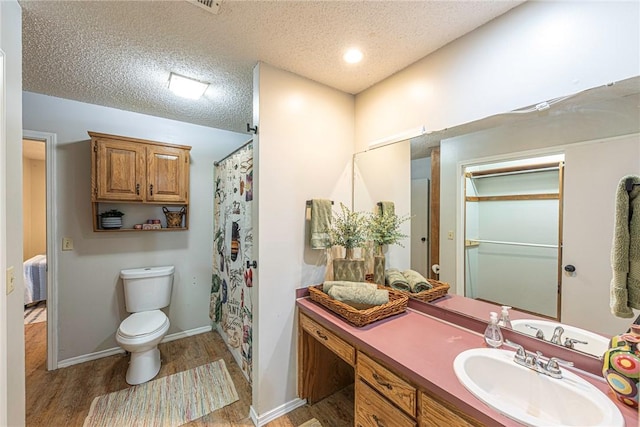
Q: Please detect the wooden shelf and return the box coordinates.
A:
[94,227,188,232]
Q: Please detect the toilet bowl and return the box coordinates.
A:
[117,266,174,385]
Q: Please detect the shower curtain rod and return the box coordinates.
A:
[466,239,557,249]
[214,139,253,166]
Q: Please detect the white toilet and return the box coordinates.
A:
[116,265,174,385]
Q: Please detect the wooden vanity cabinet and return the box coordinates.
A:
[298,310,485,427]
[419,391,483,427]
[90,132,191,231]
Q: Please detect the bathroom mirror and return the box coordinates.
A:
[353,75,640,359]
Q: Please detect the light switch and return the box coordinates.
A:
[447,230,454,240]
[6,266,15,295]
[62,237,74,251]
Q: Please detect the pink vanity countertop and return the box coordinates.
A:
[430,293,542,322]
[297,297,639,427]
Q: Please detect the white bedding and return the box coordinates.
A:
[24,254,47,305]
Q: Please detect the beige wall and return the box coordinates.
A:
[252,62,354,421]
[23,157,46,260]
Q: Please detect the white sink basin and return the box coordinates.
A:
[510,319,610,358]
[453,348,624,427]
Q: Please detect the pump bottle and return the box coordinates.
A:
[484,312,504,348]
[498,306,512,329]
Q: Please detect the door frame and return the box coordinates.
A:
[455,146,565,302]
[0,48,8,427]
[23,130,57,370]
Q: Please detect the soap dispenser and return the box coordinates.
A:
[484,312,504,348]
[499,306,512,329]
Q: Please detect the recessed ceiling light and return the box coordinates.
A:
[343,48,363,64]
[168,73,209,99]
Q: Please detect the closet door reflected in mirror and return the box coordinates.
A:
[463,155,564,320]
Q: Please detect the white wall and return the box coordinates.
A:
[253,63,354,420]
[353,141,411,270]
[22,92,249,363]
[1,1,25,425]
[354,1,640,149]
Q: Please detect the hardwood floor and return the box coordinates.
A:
[25,322,353,426]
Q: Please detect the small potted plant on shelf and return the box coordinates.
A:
[99,209,125,229]
[328,203,368,282]
[366,210,411,285]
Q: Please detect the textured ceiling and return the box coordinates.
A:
[21,0,525,134]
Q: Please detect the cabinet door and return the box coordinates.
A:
[356,379,416,427]
[94,138,145,201]
[146,145,189,203]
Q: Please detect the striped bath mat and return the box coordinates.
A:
[24,301,46,324]
[83,359,239,427]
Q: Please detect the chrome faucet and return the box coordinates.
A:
[564,337,588,349]
[550,326,564,344]
[524,324,545,340]
[505,340,573,379]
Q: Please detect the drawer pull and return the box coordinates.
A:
[372,414,385,427]
[150,184,154,196]
[372,373,393,390]
[316,331,328,341]
[136,183,140,195]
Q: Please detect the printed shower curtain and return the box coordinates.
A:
[210,142,253,382]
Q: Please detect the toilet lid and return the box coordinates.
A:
[119,310,168,338]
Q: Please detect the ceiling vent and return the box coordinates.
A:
[186,0,222,15]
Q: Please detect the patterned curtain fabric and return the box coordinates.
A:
[211,143,253,382]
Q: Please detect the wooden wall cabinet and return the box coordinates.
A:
[89,131,192,231]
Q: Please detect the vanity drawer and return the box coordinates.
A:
[357,351,417,416]
[299,313,355,366]
[356,379,416,427]
[419,391,483,427]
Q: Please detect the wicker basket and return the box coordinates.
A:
[400,279,450,303]
[308,284,409,327]
[163,206,186,228]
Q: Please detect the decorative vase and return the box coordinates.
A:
[333,247,365,282]
[602,324,640,408]
[373,245,385,285]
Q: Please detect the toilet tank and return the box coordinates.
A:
[120,266,174,313]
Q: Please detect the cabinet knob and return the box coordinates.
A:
[136,183,140,195]
[149,184,153,196]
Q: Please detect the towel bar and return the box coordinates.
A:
[305,200,334,206]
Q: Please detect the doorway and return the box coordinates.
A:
[22,130,57,370]
[463,154,564,319]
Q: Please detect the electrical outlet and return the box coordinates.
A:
[447,230,454,240]
[62,237,74,251]
[6,266,15,295]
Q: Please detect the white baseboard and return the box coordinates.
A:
[58,347,125,368]
[250,398,308,426]
[56,325,213,368]
[162,325,212,343]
